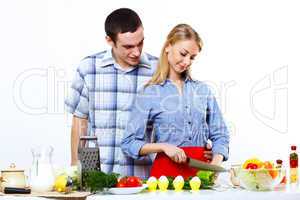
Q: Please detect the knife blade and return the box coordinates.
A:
[187,157,229,172]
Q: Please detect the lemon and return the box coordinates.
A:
[54,175,68,192]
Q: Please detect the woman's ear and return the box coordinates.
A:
[165,44,172,53]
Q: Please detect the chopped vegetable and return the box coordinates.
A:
[242,158,263,169]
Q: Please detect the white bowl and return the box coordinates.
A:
[237,168,286,191]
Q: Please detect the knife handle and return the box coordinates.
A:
[4,187,31,194]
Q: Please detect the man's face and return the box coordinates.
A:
[107,26,144,67]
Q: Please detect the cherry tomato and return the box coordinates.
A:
[246,163,258,169]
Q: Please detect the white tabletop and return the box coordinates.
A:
[0,188,300,200]
[88,188,300,200]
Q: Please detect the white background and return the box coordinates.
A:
[0,0,299,172]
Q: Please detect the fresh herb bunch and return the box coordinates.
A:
[84,170,119,192]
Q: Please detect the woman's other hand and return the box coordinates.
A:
[210,154,224,166]
[204,143,213,162]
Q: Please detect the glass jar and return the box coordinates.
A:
[30,146,55,192]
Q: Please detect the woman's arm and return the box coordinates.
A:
[140,143,187,163]
[139,143,164,155]
[121,87,187,163]
[121,87,159,160]
[206,88,230,162]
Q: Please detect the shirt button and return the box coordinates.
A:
[188,137,192,140]
[188,121,192,125]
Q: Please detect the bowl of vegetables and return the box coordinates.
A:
[236,158,286,191]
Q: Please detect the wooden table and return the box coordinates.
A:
[0,191,91,200]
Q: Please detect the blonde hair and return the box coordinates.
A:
[146,24,203,87]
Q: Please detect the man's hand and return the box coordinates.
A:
[161,143,187,163]
[71,116,88,166]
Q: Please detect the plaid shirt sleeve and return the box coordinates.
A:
[65,60,90,119]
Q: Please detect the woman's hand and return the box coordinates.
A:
[210,154,223,166]
[204,143,213,162]
[161,143,187,163]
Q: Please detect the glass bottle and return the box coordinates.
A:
[276,159,283,168]
[276,159,287,185]
[30,146,55,192]
[289,145,298,184]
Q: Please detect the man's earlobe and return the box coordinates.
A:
[105,36,113,46]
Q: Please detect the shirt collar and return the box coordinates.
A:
[96,49,152,69]
[159,75,193,86]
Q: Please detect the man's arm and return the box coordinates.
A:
[71,115,88,166]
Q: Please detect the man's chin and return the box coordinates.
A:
[127,60,140,66]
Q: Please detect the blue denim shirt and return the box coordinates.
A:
[121,79,230,161]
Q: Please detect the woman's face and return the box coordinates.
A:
[166,39,199,77]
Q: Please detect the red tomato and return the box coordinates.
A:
[116,182,126,187]
[116,177,128,187]
[116,176,142,187]
[246,163,258,169]
[126,176,142,187]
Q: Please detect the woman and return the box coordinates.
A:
[121,24,229,178]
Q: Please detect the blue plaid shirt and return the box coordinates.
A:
[65,49,157,179]
[121,79,229,161]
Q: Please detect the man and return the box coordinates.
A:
[65,8,213,179]
[65,8,157,179]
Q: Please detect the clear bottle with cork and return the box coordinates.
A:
[276,159,287,184]
[289,145,298,184]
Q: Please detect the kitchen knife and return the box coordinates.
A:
[187,157,229,172]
